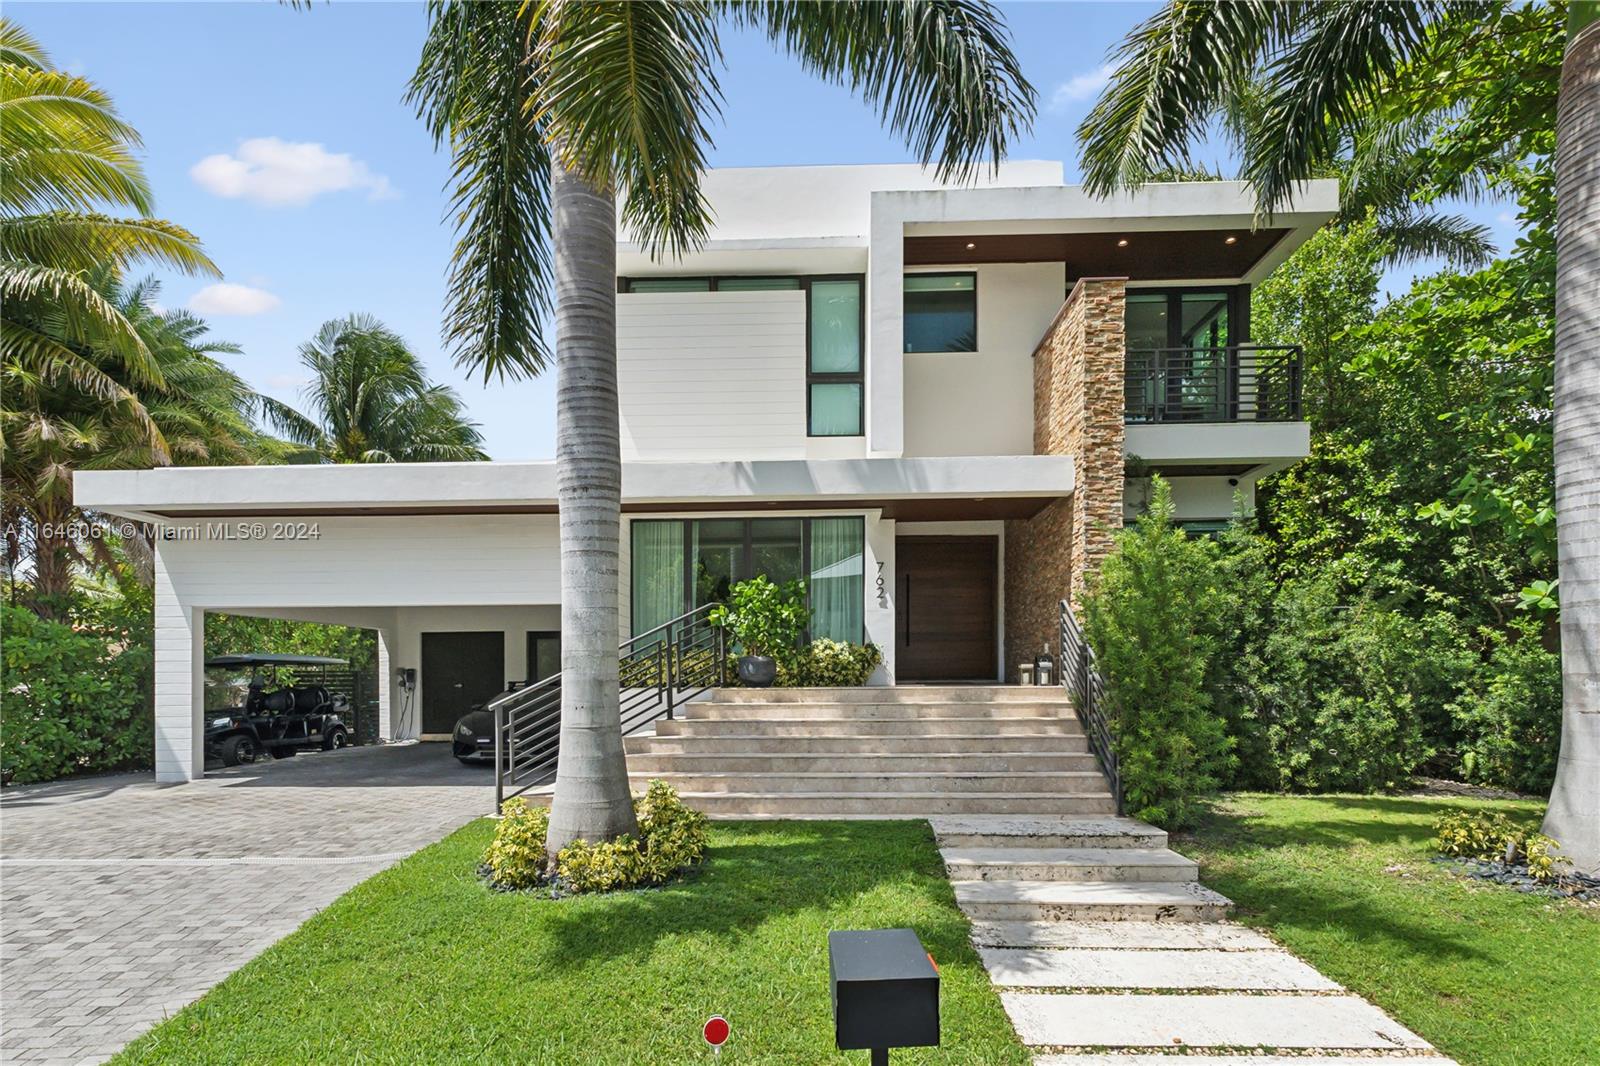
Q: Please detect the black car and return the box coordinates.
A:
[451,681,528,764]
[205,654,353,766]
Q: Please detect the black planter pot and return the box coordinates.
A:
[737,655,778,687]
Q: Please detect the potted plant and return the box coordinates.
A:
[708,576,810,687]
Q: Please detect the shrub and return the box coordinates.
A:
[1452,619,1561,794]
[709,576,809,660]
[777,639,882,686]
[1,600,153,784]
[1432,810,1570,883]
[1083,478,1234,828]
[482,797,551,889]
[483,780,708,895]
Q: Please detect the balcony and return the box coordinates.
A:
[1124,345,1303,424]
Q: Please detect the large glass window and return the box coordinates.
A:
[808,279,863,436]
[631,517,866,643]
[904,272,977,353]
[627,277,712,293]
[631,520,687,635]
[1124,288,1243,423]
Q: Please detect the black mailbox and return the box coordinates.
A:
[828,928,940,1061]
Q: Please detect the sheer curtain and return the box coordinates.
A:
[808,517,864,643]
[631,521,685,636]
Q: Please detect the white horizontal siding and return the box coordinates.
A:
[618,290,808,460]
[155,515,560,608]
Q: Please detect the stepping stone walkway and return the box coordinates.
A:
[931,815,1459,1064]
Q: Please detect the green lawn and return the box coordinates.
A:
[115,820,1026,1066]
[1177,793,1600,1066]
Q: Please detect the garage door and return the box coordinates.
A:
[421,631,505,734]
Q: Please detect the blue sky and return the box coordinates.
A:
[13,2,1519,461]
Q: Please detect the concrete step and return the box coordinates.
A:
[630,770,1109,795]
[686,701,1073,720]
[930,815,1166,850]
[978,946,1340,991]
[968,920,1275,951]
[1000,992,1433,1051]
[625,733,1090,755]
[627,752,1104,774]
[942,846,1196,883]
[1037,1057,1458,1066]
[952,879,1231,922]
[677,791,1118,818]
[708,686,1072,704]
[654,717,1084,737]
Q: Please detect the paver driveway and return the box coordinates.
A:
[0,743,495,1065]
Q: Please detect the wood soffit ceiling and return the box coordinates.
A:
[904,229,1291,279]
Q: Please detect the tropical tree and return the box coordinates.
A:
[259,313,488,464]
[408,0,1035,853]
[2,274,271,611]
[1079,0,1599,871]
[0,17,222,612]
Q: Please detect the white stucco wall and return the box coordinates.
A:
[1124,475,1258,523]
[902,263,1065,457]
[618,290,811,460]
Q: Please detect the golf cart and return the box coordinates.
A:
[204,653,354,766]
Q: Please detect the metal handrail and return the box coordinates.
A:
[491,602,728,810]
[1124,344,1302,424]
[1058,599,1122,815]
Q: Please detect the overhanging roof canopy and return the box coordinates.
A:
[75,455,1075,522]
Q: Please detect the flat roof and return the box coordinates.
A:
[75,455,1075,522]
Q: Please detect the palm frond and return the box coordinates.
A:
[0,65,152,213]
[0,261,162,386]
[1077,0,1296,195]
[408,0,552,382]
[1243,1,1453,214]
[741,0,1036,183]
[538,0,722,259]
[0,17,51,71]
[1,212,219,277]
[1373,205,1494,267]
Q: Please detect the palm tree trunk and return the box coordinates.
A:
[1542,10,1600,875]
[544,154,639,855]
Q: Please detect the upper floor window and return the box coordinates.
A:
[1125,288,1240,351]
[904,272,977,353]
[619,274,864,438]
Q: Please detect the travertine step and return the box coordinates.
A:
[1036,1049,1465,1056]
[968,920,1274,951]
[979,946,1340,991]
[677,791,1117,818]
[952,879,1231,922]
[654,717,1084,737]
[627,752,1103,774]
[626,733,1090,755]
[1001,992,1434,1051]
[930,815,1165,850]
[707,686,1072,704]
[685,701,1071,720]
[631,770,1108,794]
[942,846,1196,882]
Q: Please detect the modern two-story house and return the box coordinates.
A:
[76,162,1336,784]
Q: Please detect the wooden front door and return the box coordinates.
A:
[895,536,997,681]
[421,631,505,734]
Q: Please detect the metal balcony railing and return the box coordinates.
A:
[1124,344,1303,424]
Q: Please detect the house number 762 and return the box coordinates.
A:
[876,561,888,607]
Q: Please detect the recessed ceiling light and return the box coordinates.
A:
[1116,238,1129,247]
[965,242,977,250]
[1224,235,1238,245]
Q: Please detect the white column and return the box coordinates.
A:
[153,543,204,782]
[376,626,394,741]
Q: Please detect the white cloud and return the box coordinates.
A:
[1049,63,1113,112]
[187,283,281,316]
[264,373,310,391]
[190,137,396,207]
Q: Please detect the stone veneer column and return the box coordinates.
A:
[1003,277,1126,679]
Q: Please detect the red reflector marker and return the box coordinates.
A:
[703,1014,731,1050]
